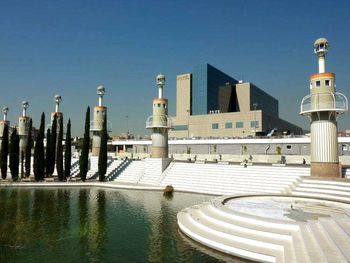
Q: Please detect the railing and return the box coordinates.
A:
[300,92,348,115]
[145,115,173,129]
[90,120,112,132]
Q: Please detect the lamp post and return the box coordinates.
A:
[125,115,129,134]
[253,103,258,137]
[186,109,190,138]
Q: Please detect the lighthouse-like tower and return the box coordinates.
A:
[300,38,348,177]
[91,85,107,156]
[146,73,171,158]
[18,101,31,155]
[0,107,10,145]
[51,95,63,134]
[143,74,172,181]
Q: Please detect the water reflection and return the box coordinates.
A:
[0,187,242,263]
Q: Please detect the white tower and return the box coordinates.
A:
[18,101,31,155]
[51,95,63,134]
[300,38,348,177]
[146,74,172,158]
[0,107,10,145]
[91,85,107,156]
[144,74,172,180]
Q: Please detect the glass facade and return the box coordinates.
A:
[192,64,238,115]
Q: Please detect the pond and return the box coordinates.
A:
[0,187,244,263]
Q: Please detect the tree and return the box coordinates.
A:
[47,114,57,176]
[45,128,52,177]
[56,116,64,181]
[34,112,45,181]
[276,146,282,155]
[98,113,108,182]
[25,119,32,177]
[0,123,9,180]
[9,128,20,181]
[64,119,72,180]
[79,107,90,182]
[20,151,24,179]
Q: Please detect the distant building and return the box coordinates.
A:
[170,63,302,138]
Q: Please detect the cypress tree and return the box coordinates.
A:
[98,113,108,182]
[0,123,9,180]
[34,113,45,181]
[48,114,57,176]
[56,116,64,181]
[20,151,24,179]
[25,119,32,177]
[9,128,20,181]
[45,128,52,177]
[79,107,90,182]
[64,119,72,180]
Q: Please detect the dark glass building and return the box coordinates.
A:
[191,64,238,115]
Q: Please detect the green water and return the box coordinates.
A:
[0,187,241,263]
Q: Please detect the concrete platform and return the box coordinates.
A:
[178,192,350,263]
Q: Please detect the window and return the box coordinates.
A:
[236,122,243,128]
[250,121,258,128]
[212,123,219,129]
[173,125,188,131]
[316,81,321,87]
[225,122,232,129]
[157,103,161,107]
[325,79,330,86]
[286,145,292,150]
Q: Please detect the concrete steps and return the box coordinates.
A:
[70,158,80,177]
[159,163,306,195]
[178,195,350,263]
[291,178,350,203]
[114,161,145,183]
[138,158,171,185]
[319,217,350,261]
[104,160,123,179]
[178,208,282,263]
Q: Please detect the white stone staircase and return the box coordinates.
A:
[159,163,308,195]
[291,178,350,203]
[86,156,98,179]
[138,158,172,185]
[178,193,350,263]
[70,158,80,177]
[104,159,123,179]
[114,160,145,183]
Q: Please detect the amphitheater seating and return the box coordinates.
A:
[178,191,350,263]
[291,178,350,203]
[114,160,145,183]
[104,159,123,180]
[160,162,309,195]
[70,158,80,177]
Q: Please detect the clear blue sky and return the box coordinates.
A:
[0,0,349,136]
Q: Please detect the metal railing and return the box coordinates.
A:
[89,120,112,132]
[145,115,173,129]
[300,92,348,115]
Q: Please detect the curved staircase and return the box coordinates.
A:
[178,179,350,263]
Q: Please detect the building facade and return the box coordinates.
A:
[170,64,302,138]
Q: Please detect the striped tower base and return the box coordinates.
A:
[310,120,341,178]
